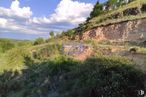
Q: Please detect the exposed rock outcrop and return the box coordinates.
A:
[81,18,146,42]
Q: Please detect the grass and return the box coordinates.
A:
[0,48,30,72]
[137,47,146,54]
[0,39,64,72]
[144,59,146,65]
[88,14,146,29]
[32,43,62,61]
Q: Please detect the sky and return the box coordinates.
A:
[0,0,107,40]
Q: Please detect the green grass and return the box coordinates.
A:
[137,47,146,54]
[88,14,146,28]
[0,39,64,72]
[0,48,30,72]
[32,43,62,61]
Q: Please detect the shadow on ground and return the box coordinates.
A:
[0,56,146,97]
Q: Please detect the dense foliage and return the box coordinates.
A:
[49,31,55,38]
[61,30,76,38]
[0,39,32,53]
[89,1,104,19]
[88,0,136,19]
[0,39,15,53]
[34,38,45,45]
[0,56,145,97]
[0,48,30,72]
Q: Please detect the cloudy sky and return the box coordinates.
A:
[0,0,107,40]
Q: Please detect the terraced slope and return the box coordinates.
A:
[77,0,146,32]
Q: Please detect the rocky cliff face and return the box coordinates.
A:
[82,18,146,42]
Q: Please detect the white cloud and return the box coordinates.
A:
[0,0,93,37]
[31,0,93,25]
[0,0,32,18]
[0,18,7,27]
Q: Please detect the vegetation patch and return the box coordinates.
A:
[0,56,145,97]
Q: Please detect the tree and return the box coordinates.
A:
[104,0,134,11]
[89,1,104,18]
[106,0,118,10]
[49,31,54,38]
[33,38,45,45]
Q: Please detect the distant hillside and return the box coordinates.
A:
[0,38,31,44]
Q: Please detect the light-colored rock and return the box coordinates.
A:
[82,19,146,42]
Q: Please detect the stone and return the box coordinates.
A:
[123,7,140,16]
[81,19,146,42]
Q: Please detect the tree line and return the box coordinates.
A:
[89,0,135,19]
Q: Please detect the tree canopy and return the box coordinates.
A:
[89,1,104,19]
[49,31,55,38]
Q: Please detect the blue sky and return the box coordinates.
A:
[0,0,107,40]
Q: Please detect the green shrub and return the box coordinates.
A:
[0,56,145,97]
[89,1,104,19]
[129,47,137,54]
[33,38,45,45]
[16,41,32,47]
[33,43,62,60]
[59,57,145,97]
[49,31,55,38]
[0,39,15,53]
[0,48,30,72]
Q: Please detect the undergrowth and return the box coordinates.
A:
[0,56,145,97]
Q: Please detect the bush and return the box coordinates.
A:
[0,39,15,53]
[89,2,103,19]
[33,43,62,60]
[59,57,146,97]
[33,38,45,45]
[16,41,33,47]
[0,48,30,72]
[49,31,55,38]
[0,56,145,97]
[129,47,137,54]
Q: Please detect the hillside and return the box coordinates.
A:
[86,0,146,28]
[0,0,146,97]
[73,0,146,42]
